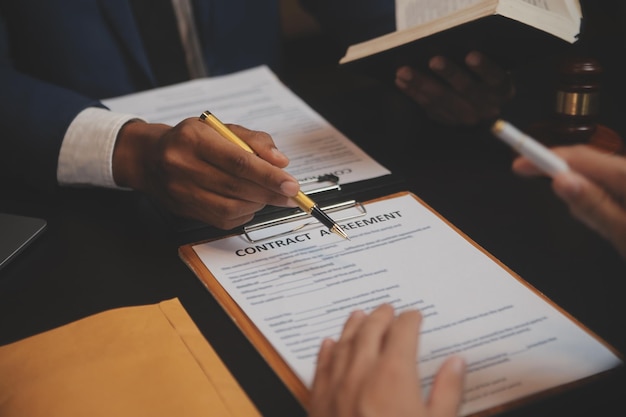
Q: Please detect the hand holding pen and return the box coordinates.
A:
[200,111,349,240]
[501,122,626,259]
[113,116,305,230]
[491,119,570,176]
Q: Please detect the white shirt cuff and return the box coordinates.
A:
[57,107,144,189]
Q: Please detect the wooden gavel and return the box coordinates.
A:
[527,56,624,154]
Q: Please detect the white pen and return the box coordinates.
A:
[491,119,570,177]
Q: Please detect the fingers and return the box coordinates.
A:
[308,305,467,417]
[552,170,626,258]
[511,154,543,176]
[379,308,420,363]
[555,146,626,200]
[515,145,626,202]
[188,118,302,208]
[513,144,626,259]
[427,356,467,417]
[340,304,396,390]
[328,309,368,387]
[309,305,404,417]
[308,309,367,417]
[308,338,336,417]
[394,51,514,126]
[357,308,423,411]
[429,56,500,123]
[465,51,516,100]
[193,120,300,200]
[228,124,290,168]
[395,65,475,125]
[429,56,475,99]
[120,117,303,230]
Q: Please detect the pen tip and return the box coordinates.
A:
[331,225,350,240]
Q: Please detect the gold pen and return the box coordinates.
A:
[199,110,350,240]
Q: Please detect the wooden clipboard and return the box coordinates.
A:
[179,192,420,406]
[178,191,624,415]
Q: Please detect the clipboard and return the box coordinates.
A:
[179,191,624,416]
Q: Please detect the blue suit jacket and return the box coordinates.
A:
[0,0,393,191]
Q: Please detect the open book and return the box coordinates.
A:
[179,191,623,417]
[339,0,582,78]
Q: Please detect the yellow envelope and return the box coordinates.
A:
[0,298,261,417]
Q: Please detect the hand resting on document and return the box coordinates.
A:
[308,303,467,417]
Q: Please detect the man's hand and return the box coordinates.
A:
[112,117,300,230]
[395,51,515,126]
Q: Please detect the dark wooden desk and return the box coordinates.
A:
[1,61,624,417]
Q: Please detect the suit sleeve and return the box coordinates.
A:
[0,12,103,192]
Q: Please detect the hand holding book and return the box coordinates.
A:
[395,50,515,126]
[341,0,582,126]
[340,0,581,71]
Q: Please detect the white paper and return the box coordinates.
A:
[394,0,580,43]
[191,193,622,416]
[395,0,482,30]
[103,66,390,185]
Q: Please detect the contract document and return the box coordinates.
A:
[103,65,390,186]
[179,192,623,417]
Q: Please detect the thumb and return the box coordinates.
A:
[553,171,626,257]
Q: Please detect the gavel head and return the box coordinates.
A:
[552,55,602,143]
[527,55,623,153]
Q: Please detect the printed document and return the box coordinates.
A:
[103,66,390,185]
[188,193,622,417]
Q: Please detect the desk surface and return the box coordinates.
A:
[1,51,625,416]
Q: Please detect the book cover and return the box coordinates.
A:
[340,5,581,82]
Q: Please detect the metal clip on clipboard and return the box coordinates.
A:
[297,174,341,195]
[243,175,367,243]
